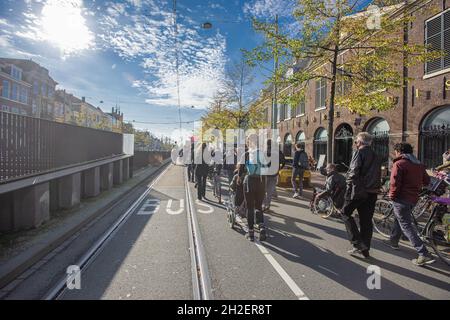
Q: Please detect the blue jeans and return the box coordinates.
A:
[264,175,278,208]
[391,200,428,256]
[292,168,304,194]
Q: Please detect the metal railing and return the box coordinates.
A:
[0,111,123,183]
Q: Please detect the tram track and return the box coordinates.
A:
[184,170,213,300]
[43,163,171,300]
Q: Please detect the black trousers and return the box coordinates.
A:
[188,164,195,182]
[244,176,266,230]
[196,173,207,200]
[340,193,378,250]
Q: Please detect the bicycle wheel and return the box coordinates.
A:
[372,199,396,238]
[412,196,432,220]
[427,219,450,266]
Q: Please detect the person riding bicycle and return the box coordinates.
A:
[238,134,267,242]
[383,142,434,266]
[314,163,346,211]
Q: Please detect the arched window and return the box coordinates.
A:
[420,106,450,168]
[284,133,293,157]
[367,118,390,167]
[313,128,328,161]
[296,131,306,149]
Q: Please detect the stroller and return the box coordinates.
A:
[226,172,247,229]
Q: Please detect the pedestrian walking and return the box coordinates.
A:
[238,134,267,241]
[292,143,309,199]
[263,139,285,212]
[188,141,196,182]
[382,143,435,266]
[341,132,381,259]
[195,143,209,201]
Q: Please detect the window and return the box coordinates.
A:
[41,83,47,97]
[2,105,9,112]
[425,9,450,74]
[296,98,305,116]
[19,86,28,104]
[2,80,10,98]
[10,65,22,80]
[315,78,327,110]
[11,83,18,101]
[33,80,40,95]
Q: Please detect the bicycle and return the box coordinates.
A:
[373,171,449,237]
[373,174,450,266]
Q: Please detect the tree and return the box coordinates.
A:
[245,0,441,163]
[200,57,268,141]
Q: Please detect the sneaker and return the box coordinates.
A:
[246,230,255,242]
[348,246,370,259]
[412,255,435,266]
[293,192,299,199]
[382,239,400,250]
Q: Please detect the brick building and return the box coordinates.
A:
[0,58,58,120]
[260,0,450,170]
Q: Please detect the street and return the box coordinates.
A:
[57,164,449,300]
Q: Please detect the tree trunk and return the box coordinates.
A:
[328,46,339,165]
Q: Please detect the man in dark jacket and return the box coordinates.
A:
[341,132,381,259]
[384,143,434,266]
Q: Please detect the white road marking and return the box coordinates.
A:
[234,216,309,300]
[195,200,214,214]
[137,199,160,215]
[166,199,185,215]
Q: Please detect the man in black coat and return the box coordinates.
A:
[341,132,381,259]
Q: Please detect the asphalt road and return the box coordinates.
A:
[4,164,446,300]
[56,164,449,300]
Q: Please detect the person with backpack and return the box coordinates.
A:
[341,132,381,259]
[292,143,309,199]
[238,134,267,242]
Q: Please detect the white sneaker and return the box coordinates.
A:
[293,193,299,198]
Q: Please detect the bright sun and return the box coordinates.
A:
[40,0,94,56]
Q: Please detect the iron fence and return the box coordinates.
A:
[420,125,450,169]
[0,111,123,183]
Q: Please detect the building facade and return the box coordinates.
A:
[0,60,32,115]
[263,0,450,170]
[0,58,58,120]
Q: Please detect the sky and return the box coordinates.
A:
[0,0,319,143]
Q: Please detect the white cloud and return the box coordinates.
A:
[111,64,116,69]
[98,1,228,109]
[243,0,296,18]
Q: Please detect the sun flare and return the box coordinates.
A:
[40,0,94,56]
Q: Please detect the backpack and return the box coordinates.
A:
[298,151,309,170]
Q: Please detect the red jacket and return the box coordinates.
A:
[389,154,430,204]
